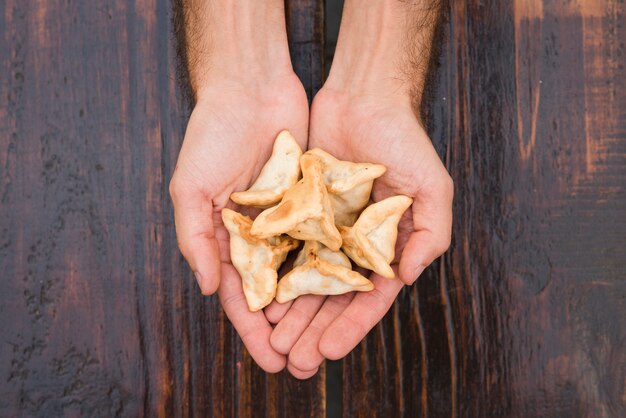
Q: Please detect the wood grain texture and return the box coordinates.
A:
[0,0,325,416]
[2,0,625,417]
[342,0,626,417]
[286,0,325,102]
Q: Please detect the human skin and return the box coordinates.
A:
[169,0,309,372]
[265,0,453,379]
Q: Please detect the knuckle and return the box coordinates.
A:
[341,310,367,337]
[176,236,192,259]
[435,169,454,198]
[324,293,353,316]
[306,320,326,336]
[433,233,452,256]
[422,165,454,201]
[443,172,454,196]
[290,303,317,323]
[365,287,390,312]
[221,291,247,313]
[169,174,182,201]
[240,326,263,346]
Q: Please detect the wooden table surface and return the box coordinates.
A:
[1,0,624,417]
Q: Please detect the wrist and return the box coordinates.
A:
[325,0,439,106]
[184,0,293,99]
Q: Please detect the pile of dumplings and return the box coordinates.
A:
[222,130,413,312]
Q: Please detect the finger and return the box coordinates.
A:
[270,295,326,354]
[218,263,286,373]
[287,362,319,380]
[288,292,354,372]
[318,274,403,360]
[399,169,453,285]
[263,299,292,324]
[170,175,221,295]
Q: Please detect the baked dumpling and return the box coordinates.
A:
[275,241,373,303]
[231,130,302,208]
[306,148,386,226]
[221,208,299,311]
[250,154,342,251]
[339,195,413,279]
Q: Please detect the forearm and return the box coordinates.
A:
[327,0,442,105]
[179,0,293,99]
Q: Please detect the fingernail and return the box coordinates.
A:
[413,265,426,280]
[194,271,203,285]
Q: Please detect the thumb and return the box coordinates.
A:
[399,170,453,285]
[169,175,221,295]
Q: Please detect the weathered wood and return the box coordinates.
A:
[342,0,626,417]
[286,0,325,102]
[0,0,325,416]
[2,0,625,416]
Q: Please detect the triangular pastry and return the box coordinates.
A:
[275,241,373,303]
[339,195,413,279]
[231,130,302,207]
[306,148,386,226]
[221,208,299,311]
[250,154,342,251]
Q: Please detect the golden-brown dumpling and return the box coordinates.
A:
[306,148,386,226]
[339,195,413,279]
[221,208,299,311]
[275,241,373,303]
[250,154,342,251]
[231,130,302,208]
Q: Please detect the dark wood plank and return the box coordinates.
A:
[5,0,623,416]
[342,0,626,417]
[286,0,325,102]
[273,1,327,418]
[0,0,325,416]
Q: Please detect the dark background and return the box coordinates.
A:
[1,0,625,417]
